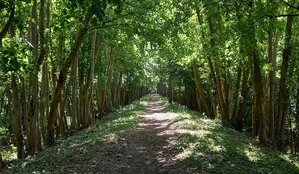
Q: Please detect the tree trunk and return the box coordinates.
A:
[39,0,48,148]
[251,49,268,144]
[106,46,114,111]
[20,77,30,155]
[276,15,294,149]
[40,60,49,144]
[192,60,211,117]
[70,46,79,130]
[10,74,24,159]
[28,0,41,154]
[247,0,268,145]
[58,91,68,137]
[167,77,173,103]
[231,68,250,131]
[83,30,97,128]
[47,9,92,146]
[266,0,278,142]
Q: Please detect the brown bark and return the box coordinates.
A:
[47,8,92,145]
[106,46,114,111]
[20,77,30,154]
[82,30,97,128]
[40,61,49,143]
[247,0,268,145]
[231,68,250,131]
[58,91,68,137]
[251,49,268,144]
[297,74,299,129]
[70,46,79,130]
[266,0,278,142]
[10,74,24,159]
[206,12,230,125]
[167,77,173,104]
[28,0,41,154]
[276,16,294,149]
[192,60,211,117]
[116,72,123,108]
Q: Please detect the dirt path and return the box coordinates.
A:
[71,95,198,174]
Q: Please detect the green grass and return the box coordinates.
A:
[4,95,299,174]
[163,102,299,174]
[1,127,18,162]
[5,98,147,174]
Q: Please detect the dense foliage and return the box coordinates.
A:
[0,0,299,171]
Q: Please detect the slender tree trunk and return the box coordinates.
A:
[192,60,211,117]
[59,91,68,137]
[251,49,268,144]
[247,0,268,145]
[10,74,24,159]
[83,30,97,128]
[167,77,173,104]
[28,0,41,154]
[20,77,30,155]
[206,14,230,125]
[276,16,294,149]
[47,9,92,146]
[116,72,123,108]
[296,72,299,153]
[71,47,79,130]
[106,46,113,111]
[266,0,278,142]
[231,68,250,131]
[40,60,49,143]
[38,0,48,149]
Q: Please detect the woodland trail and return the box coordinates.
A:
[69,94,198,174]
[6,95,299,173]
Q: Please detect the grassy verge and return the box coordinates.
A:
[163,102,299,174]
[5,95,299,174]
[5,98,147,174]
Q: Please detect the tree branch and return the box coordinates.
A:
[282,1,299,10]
[0,5,15,45]
[89,12,134,30]
[267,14,299,18]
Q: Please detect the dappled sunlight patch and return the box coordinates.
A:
[6,95,299,173]
[208,142,226,153]
[169,112,299,173]
[244,148,262,162]
[7,99,146,173]
[174,149,193,160]
[102,133,118,143]
[158,129,211,138]
[143,112,180,121]
[110,114,139,124]
[169,118,218,131]
[139,101,148,107]
[68,138,94,148]
[1,145,17,161]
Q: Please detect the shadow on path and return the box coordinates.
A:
[72,94,198,174]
